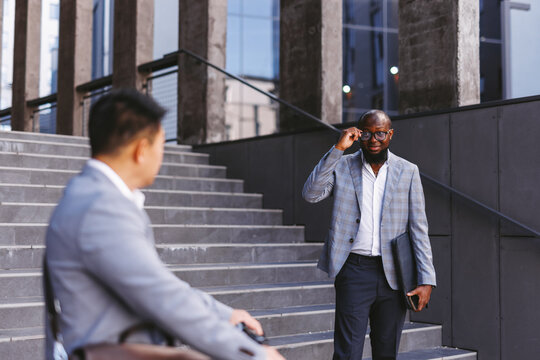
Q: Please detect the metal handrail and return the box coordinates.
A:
[139,49,538,238]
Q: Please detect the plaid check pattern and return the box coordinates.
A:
[302,146,436,289]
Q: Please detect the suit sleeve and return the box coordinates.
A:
[77,197,266,360]
[302,146,344,203]
[408,166,437,287]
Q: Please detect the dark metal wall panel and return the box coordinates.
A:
[450,108,499,207]
[451,202,500,360]
[392,114,452,236]
[293,130,339,242]
[499,102,540,235]
[246,136,295,224]
[500,237,540,360]
[410,235,452,345]
[450,108,501,360]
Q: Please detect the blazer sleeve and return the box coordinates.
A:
[408,165,437,287]
[302,146,344,203]
[77,197,266,360]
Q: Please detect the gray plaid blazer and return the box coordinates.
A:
[302,146,436,290]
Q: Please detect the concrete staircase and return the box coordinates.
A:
[0,130,476,360]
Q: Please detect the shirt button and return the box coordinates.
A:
[356,218,360,223]
[349,238,354,243]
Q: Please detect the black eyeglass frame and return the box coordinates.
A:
[359,129,393,141]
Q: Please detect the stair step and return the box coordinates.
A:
[0,281,334,328]
[1,239,320,269]
[270,323,452,359]
[0,167,243,191]
[0,327,44,360]
[0,224,305,246]
[0,129,89,145]
[205,281,335,311]
[253,304,335,337]
[0,243,319,269]
[0,262,328,298]
[0,138,202,163]
[156,243,321,265]
[0,130,194,154]
[0,203,282,225]
[0,184,261,208]
[0,152,226,177]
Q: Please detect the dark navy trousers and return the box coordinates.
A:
[333,253,406,360]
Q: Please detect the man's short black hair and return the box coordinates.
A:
[89,88,166,157]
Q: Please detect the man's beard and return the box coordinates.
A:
[363,148,388,164]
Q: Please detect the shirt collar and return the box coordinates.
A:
[86,159,146,210]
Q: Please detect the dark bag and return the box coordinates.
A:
[69,343,209,360]
[43,257,210,360]
[390,232,419,311]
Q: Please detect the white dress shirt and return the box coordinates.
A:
[86,159,146,210]
[351,159,389,256]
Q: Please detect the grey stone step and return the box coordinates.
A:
[0,281,334,329]
[0,167,243,192]
[0,152,225,177]
[0,130,89,145]
[205,281,335,311]
[253,304,335,337]
[0,203,282,225]
[0,138,204,163]
[0,327,43,360]
[0,262,328,298]
[0,130,193,152]
[0,224,305,246]
[270,323,455,359]
[0,242,319,269]
[157,243,321,265]
[0,184,261,208]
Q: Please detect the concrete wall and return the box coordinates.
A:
[195,95,540,360]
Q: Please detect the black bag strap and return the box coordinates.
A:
[43,256,61,342]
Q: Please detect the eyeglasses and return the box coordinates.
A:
[360,130,392,141]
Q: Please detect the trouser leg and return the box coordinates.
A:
[333,255,379,360]
[368,262,407,360]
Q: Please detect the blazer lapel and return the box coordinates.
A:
[347,151,364,211]
[381,151,403,224]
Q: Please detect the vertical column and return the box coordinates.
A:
[279,0,342,131]
[178,0,227,144]
[112,0,154,90]
[56,0,92,135]
[11,0,41,131]
[398,0,480,114]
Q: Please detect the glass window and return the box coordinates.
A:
[243,0,274,18]
[153,0,178,59]
[386,0,398,28]
[228,0,242,15]
[480,42,502,102]
[49,3,59,20]
[226,15,242,75]
[242,17,274,78]
[343,0,384,28]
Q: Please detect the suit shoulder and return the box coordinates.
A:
[391,153,419,170]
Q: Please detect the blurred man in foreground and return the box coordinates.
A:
[45,89,284,360]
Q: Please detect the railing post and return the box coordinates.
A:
[11,0,41,132]
[177,0,227,144]
[56,0,92,136]
[112,0,154,90]
[279,0,343,131]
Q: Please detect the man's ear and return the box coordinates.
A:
[133,137,150,164]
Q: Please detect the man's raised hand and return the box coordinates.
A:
[335,127,362,151]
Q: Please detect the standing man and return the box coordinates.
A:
[45,89,284,360]
[302,110,436,360]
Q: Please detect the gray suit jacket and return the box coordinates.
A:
[45,164,265,360]
[303,146,436,289]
